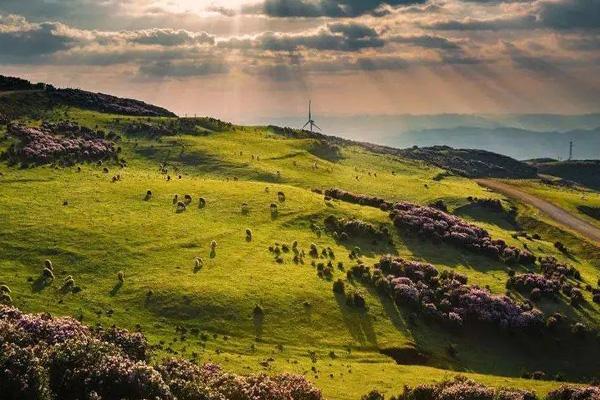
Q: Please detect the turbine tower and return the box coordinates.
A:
[302,100,321,133]
[569,141,573,160]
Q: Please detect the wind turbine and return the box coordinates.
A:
[302,100,321,133]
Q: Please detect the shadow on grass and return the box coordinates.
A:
[31,276,51,293]
[110,281,123,297]
[454,203,519,231]
[253,313,264,339]
[334,291,377,346]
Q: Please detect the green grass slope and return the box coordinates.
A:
[1,102,600,399]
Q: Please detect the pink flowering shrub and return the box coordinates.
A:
[547,385,600,400]
[389,202,535,265]
[507,273,560,298]
[390,376,537,400]
[372,256,544,330]
[0,305,322,400]
[6,123,116,165]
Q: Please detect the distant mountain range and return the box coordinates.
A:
[256,114,600,160]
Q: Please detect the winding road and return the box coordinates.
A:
[476,179,600,244]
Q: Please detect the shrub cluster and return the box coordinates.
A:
[324,188,392,210]
[6,124,116,165]
[366,256,544,330]
[0,305,322,400]
[467,197,504,212]
[369,376,600,400]
[389,202,535,265]
[389,376,537,400]
[324,215,389,241]
[507,273,559,299]
[540,257,581,281]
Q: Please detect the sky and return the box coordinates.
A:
[0,0,599,122]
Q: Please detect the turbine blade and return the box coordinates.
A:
[312,123,322,131]
[302,121,310,129]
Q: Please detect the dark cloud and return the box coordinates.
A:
[389,34,460,49]
[425,15,534,31]
[560,35,600,51]
[221,22,384,52]
[0,15,79,62]
[538,0,600,29]
[243,0,426,18]
[128,29,215,46]
[426,0,600,32]
[206,6,237,17]
[138,60,229,78]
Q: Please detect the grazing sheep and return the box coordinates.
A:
[241,203,250,214]
[277,192,286,202]
[144,190,152,201]
[117,271,124,282]
[63,276,75,288]
[176,202,187,213]
[246,228,253,241]
[194,257,203,269]
[184,194,192,205]
[0,293,12,303]
[43,268,54,280]
[103,167,109,173]
[172,194,179,204]
[44,259,53,270]
[0,284,11,293]
[198,197,206,208]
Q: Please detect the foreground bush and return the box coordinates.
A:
[0,305,322,400]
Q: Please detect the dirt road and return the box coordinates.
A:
[476,179,600,244]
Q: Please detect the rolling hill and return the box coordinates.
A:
[1,77,600,400]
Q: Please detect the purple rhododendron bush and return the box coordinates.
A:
[0,305,322,400]
[364,376,600,400]
[389,202,535,265]
[361,256,544,330]
[323,188,535,265]
[4,123,117,165]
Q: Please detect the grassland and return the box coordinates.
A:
[1,106,600,399]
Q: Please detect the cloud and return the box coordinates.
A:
[243,0,426,18]
[221,22,385,52]
[425,0,600,32]
[206,6,237,17]
[126,28,215,46]
[389,34,461,49]
[0,14,82,62]
[538,0,600,29]
[138,60,229,77]
[424,15,535,31]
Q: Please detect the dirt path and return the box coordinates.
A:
[476,179,600,244]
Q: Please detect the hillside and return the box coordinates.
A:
[1,85,600,399]
[530,160,600,191]
[0,75,175,119]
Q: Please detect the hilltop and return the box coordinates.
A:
[1,78,600,400]
[0,75,175,119]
